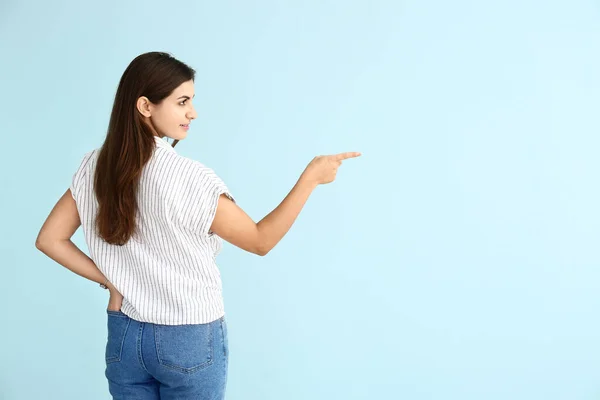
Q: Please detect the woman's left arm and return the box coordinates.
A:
[35,189,123,310]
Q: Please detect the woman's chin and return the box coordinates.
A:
[169,131,187,141]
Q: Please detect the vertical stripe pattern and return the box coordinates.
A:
[70,136,234,325]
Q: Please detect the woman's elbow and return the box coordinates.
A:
[255,247,269,257]
[253,241,270,256]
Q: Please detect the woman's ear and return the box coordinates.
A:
[136,96,152,118]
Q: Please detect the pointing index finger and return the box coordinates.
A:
[333,152,362,161]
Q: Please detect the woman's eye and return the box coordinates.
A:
[179,100,187,105]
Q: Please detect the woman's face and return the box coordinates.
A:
[139,79,198,141]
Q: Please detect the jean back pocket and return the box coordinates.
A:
[154,322,214,373]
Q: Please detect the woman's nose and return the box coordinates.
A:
[187,106,198,120]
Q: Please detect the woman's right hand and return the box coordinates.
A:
[301,152,362,185]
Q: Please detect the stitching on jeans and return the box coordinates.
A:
[220,318,226,357]
[137,323,151,373]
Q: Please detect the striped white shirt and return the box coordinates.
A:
[70,136,235,325]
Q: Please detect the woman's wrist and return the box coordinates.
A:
[99,277,110,290]
[100,278,117,293]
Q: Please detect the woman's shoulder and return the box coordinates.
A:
[158,150,215,174]
[75,148,99,173]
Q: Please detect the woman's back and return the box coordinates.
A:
[71,135,235,325]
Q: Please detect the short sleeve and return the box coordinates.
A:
[70,150,95,201]
[182,162,235,236]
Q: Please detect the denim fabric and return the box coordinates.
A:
[104,309,228,399]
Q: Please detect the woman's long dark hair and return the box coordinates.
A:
[95,52,195,245]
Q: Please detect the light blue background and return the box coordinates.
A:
[1,0,599,399]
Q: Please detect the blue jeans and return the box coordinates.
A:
[104,309,229,399]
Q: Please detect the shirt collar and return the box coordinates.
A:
[154,136,177,153]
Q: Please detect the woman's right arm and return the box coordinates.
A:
[209,151,361,256]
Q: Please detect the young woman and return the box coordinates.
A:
[35,51,360,399]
